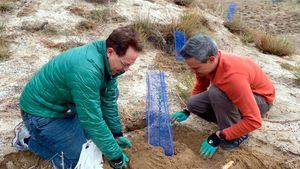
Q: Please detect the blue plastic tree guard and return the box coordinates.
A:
[146,71,174,156]
[227,2,236,22]
[174,30,186,61]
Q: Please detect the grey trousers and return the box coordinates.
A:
[187,85,272,130]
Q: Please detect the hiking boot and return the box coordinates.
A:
[220,135,249,150]
[12,122,31,151]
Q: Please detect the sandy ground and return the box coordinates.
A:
[0,0,300,168]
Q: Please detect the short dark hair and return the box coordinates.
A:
[106,26,143,56]
[180,34,218,63]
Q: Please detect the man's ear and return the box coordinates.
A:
[107,47,114,58]
[208,56,215,62]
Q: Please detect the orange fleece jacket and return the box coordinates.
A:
[192,51,275,140]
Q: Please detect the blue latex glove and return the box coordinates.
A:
[116,136,132,148]
[200,133,221,158]
[110,152,129,169]
[170,109,190,123]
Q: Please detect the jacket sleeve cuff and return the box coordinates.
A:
[183,109,190,116]
[219,130,227,140]
[111,153,123,163]
[112,132,123,138]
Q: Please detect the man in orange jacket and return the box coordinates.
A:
[171,34,275,158]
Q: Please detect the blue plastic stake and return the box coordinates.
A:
[227,2,236,22]
[174,31,186,61]
[146,71,174,156]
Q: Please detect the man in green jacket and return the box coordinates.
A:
[13,26,143,169]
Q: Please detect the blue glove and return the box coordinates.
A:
[110,152,129,169]
[116,136,132,148]
[170,109,190,123]
[200,133,221,158]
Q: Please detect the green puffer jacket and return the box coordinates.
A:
[20,40,123,161]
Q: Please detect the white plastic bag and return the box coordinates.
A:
[75,140,103,169]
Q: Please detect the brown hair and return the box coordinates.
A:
[106,26,143,56]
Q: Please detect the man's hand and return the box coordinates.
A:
[116,136,132,149]
[200,133,221,158]
[170,109,190,123]
[110,152,129,169]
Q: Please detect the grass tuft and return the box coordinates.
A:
[42,39,85,52]
[0,36,10,60]
[76,20,96,31]
[224,16,294,56]
[254,33,294,57]
[177,12,211,38]
[85,0,117,4]
[280,63,294,71]
[175,71,195,106]
[90,9,111,23]
[294,66,300,86]
[174,0,195,7]
[0,3,13,13]
[131,11,212,53]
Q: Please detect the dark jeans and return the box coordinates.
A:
[21,111,87,169]
[187,85,272,130]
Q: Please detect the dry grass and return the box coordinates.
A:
[0,3,13,13]
[173,0,195,7]
[132,17,160,48]
[224,15,294,56]
[68,6,88,17]
[21,21,48,32]
[279,63,300,86]
[177,12,211,38]
[294,66,300,86]
[90,9,111,22]
[280,63,294,71]
[254,33,294,57]
[154,52,189,72]
[175,71,195,106]
[153,52,194,106]
[85,0,117,3]
[0,23,10,60]
[224,16,244,34]
[0,23,4,33]
[89,8,126,23]
[41,39,85,52]
[0,36,10,60]
[132,18,178,53]
[76,20,96,31]
[224,15,254,44]
[17,4,37,17]
[41,24,59,36]
[195,0,225,17]
[132,11,212,53]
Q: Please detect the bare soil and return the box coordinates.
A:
[1,125,299,169]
